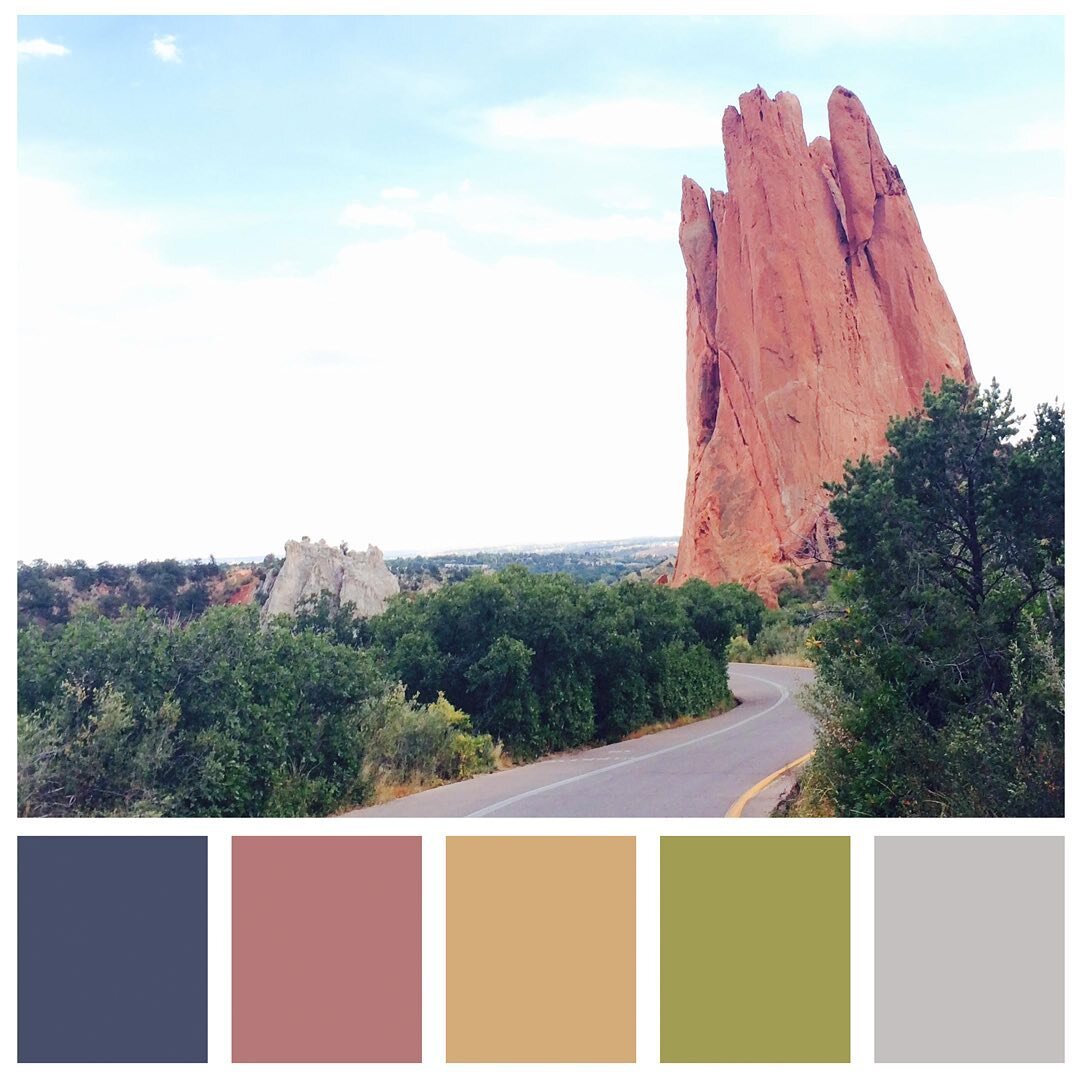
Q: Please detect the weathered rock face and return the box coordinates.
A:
[673,85,974,604]
[261,539,399,620]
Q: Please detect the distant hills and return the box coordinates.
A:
[17,537,681,627]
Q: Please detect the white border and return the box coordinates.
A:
[6,2,1076,1077]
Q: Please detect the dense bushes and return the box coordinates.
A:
[18,568,761,815]
[368,567,762,758]
[798,381,1064,817]
[17,604,493,817]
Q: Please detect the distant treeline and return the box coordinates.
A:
[18,558,240,626]
[19,544,669,627]
[17,569,764,817]
[388,547,673,589]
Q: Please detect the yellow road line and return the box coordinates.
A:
[725,751,814,818]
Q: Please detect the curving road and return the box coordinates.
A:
[345,663,815,818]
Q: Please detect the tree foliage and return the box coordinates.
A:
[368,566,761,757]
[17,604,491,816]
[802,380,1064,816]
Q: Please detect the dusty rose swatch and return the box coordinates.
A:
[232,836,421,1062]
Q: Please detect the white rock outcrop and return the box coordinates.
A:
[261,539,399,621]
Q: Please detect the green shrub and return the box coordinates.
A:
[655,640,732,718]
[753,616,810,659]
[18,685,179,817]
[17,605,382,817]
[364,690,497,784]
[727,634,754,663]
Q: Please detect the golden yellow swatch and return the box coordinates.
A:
[446,836,635,1063]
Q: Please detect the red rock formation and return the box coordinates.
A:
[673,86,974,604]
[225,580,258,606]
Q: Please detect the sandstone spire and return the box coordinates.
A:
[673,86,974,604]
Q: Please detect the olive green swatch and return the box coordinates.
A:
[660,836,850,1062]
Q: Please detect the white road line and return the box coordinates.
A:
[466,670,792,818]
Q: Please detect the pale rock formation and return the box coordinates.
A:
[673,85,974,604]
[261,538,399,621]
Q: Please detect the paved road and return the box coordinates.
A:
[345,663,815,818]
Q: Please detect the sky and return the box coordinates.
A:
[15,11,1065,563]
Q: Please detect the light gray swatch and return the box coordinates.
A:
[876,836,1064,1063]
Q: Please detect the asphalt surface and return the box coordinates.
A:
[345,663,816,818]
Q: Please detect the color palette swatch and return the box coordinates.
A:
[660,835,850,1062]
[18,836,208,1063]
[875,836,1065,1063]
[231,836,421,1062]
[16,831,1068,1067]
[445,835,636,1062]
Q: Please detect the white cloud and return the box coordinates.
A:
[593,188,655,213]
[427,190,678,244]
[341,186,677,245]
[1004,119,1064,154]
[764,15,951,52]
[17,38,70,58]
[339,202,417,229]
[151,34,181,63]
[891,89,1065,159]
[481,96,726,149]
[380,186,419,201]
[17,175,686,563]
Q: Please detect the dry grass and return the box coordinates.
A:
[771,772,837,817]
[370,775,445,804]
[621,715,700,740]
[620,695,737,741]
[756,653,815,669]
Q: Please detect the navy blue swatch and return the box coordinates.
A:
[18,836,208,1063]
